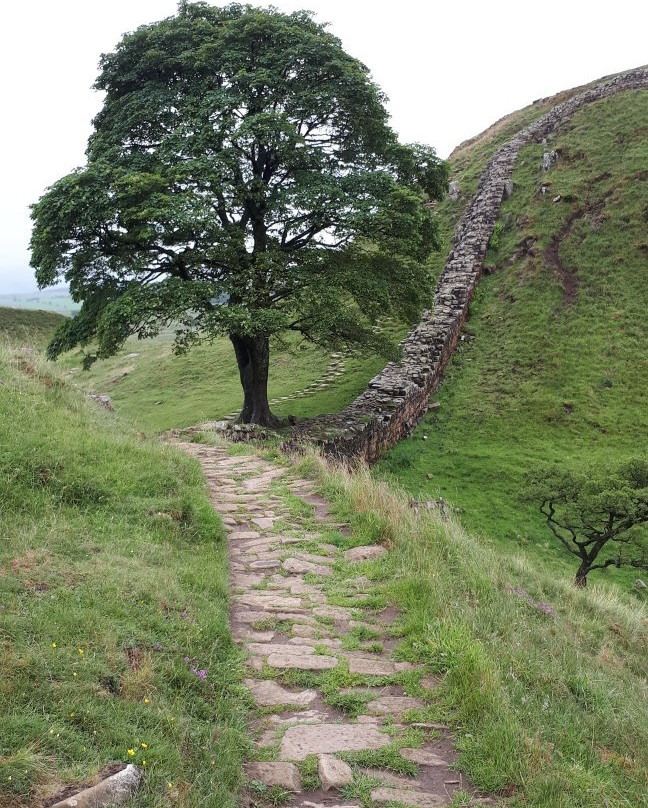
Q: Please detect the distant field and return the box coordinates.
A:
[0,292,78,314]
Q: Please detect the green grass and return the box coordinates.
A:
[0,306,67,348]
[0,345,247,806]
[298,452,648,808]
[56,329,389,433]
[379,88,648,592]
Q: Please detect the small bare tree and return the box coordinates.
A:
[525,459,648,586]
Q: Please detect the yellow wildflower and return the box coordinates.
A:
[141,742,148,749]
[127,749,136,757]
[167,782,173,789]
[51,643,57,648]
[78,648,84,655]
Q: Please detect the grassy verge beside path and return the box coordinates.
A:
[0,344,247,808]
[292,450,648,808]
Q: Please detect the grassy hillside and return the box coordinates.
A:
[57,330,390,433]
[0,345,246,807]
[379,87,648,590]
[0,306,67,347]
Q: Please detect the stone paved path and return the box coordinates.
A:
[178,441,489,808]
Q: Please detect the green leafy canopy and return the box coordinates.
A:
[525,458,648,583]
[30,1,448,364]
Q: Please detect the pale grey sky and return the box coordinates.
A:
[1,0,646,293]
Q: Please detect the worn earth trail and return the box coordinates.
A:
[178,441,490,808]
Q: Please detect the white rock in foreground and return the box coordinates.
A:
[50,765,141,808]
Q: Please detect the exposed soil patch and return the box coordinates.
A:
[544,208,585,305]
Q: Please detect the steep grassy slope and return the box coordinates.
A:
[0,306,66,347]
[379,87,648,589]
[0,346,246,807]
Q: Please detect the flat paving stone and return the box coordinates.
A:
[400,748,449,767]
[248,560,282,570]
[318,754,353,791]
[232,573,265,587]
[292,624,319,638]
[356,715,381,724]
[367,696,422,716]
[248,643,315,656]
[237,630,275,642]
[236,610,273,623]
[216,503,239,512]
[252,517,276,530]
[230,530,261,540]
[343,545,387,562]
[370,788,445,807]
[245,762,301,792]
[237,595,304,611]
[283,558,333,576]
[240,537,276,549]
[347,657,399,676]
[267,653,338,671]
[244,679,317,708]
[289,582,322,595]
[246,657,264,671]
[280,723,390,761]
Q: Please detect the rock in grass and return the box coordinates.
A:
[318,754,353,790]
[50,764,141,808]
[343,545,387,562]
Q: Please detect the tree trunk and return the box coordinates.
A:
[230,333,281,427]
[575,562,590,587]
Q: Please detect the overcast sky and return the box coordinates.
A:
[1,0,646,294]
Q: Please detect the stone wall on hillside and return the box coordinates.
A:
[288,66,648,462]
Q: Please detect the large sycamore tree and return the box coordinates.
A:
[31,2,447,426]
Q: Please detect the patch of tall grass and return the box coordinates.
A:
[0,344,247,807]
[297,451,648,808]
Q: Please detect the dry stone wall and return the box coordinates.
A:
[289,66,648,462]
